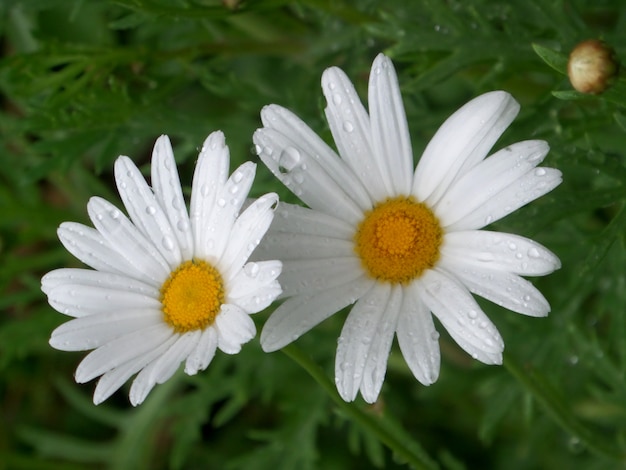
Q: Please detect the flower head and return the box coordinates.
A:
[42,132,281,405]
[253,54,561,403]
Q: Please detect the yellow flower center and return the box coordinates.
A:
[160,260,225,333]
[355,196,442,284]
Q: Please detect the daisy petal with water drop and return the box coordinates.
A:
[42,132,281,405]
[253,53,561,403]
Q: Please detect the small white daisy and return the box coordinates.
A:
[253,54,562,403]
[42,132,282,406]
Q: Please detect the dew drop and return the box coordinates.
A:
[162,236,175,251]
[277,147,301,174]
[217,198,226,207]
[177,219,189,232]
[484,215,493,225]
[534,168,546,176]
[171,196,181,210]
[96,213,104,221]
[468,310,478,319]
[120,182,127,190]
[479,321,488,329]
[430,331,440,341]
[145,206,156,215]
[293,171,305,184]
[232,171,243,183]
[332,93,342,105]
[230,185,239,194]
[254,144,262,154]
[201,184,210,197]
[342,120,354,132]
[109,209,120,220]
[508,242,517,250]
[527,247,540,258]
[244,262,260,278]
[515,252,523,259]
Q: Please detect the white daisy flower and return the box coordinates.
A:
[42,132,282,406]
[253,53,562,403]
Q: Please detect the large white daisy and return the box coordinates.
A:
[42,132,282,406]
[253,53,562,403]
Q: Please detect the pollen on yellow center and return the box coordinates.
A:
[355,196,443,284]
[160,260,225,333]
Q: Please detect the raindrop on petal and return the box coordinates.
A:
[145,206,156,215]
[277,147,301,174]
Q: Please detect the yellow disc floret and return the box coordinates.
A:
[160,260,225,333]
[355,196,442,284]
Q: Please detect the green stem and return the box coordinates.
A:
[282,344,438,470]
[503,351,626,462]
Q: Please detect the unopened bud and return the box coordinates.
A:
[567,39,619,94]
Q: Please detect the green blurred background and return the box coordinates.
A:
[1,0,626,468]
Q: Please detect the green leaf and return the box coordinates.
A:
[532,43,568,74]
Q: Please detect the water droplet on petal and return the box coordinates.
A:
[244,262,260,278]
[332,93,342,105]
[232,171,243,183]
[342,121,354,132]
[535,168,546,176]
[484,215,493,225]
[217,198,226,207]
[293,171,304,184]
[430,331,440,341]
[201,184,210,197]
[527,247,540,258]
[254,144,262,154]
[120,182,127,190]
[177,219,189,232]
[109,209,120,220]
[277,147,301,174]
[508,242,517,250]
[162,236,175,251]
[468,310,478,319]
[145,206,156,215]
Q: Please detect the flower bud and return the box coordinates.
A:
[567,39,619,94]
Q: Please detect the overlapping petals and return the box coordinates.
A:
[42,132,282,405]
[255,53,561,403]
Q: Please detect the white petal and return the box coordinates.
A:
[228,260,283,299]
[57,223,144,280]
[190,131,230,259]
[50,309,161,351]
[93,334,178,405]
[185,327,218,375]
[215,304,256,354]
[413,91,520,205]
[129,331,199,406]
[45,283,161,317]
[254,122,364,225]
[446,167,562,231]
[228,260,283,314]
[87,197,170,285]
[278,258,364,298]
[115,156,183,268]
[336,283,391,402]
[151,135,194,261]
[257,231,354,261]
[41,268,159,297]
[232,280,282,314]
[360,285,403,403]
[259,104,372,211]
[260,276,375,352]
[439,260,551,317]
[368,53,413,196]
[218,193,278,281]
[322,66,384,202]
[441,230,561,276]
[435,140,549,227]
[396,284,440,385]
[195,162,256,262]
[416,269,504,365]
[270,201,355,239]
[75,323,174,383]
